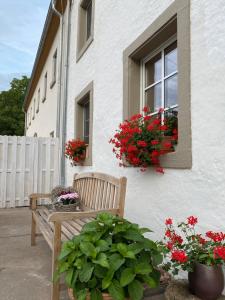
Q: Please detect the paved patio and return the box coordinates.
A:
[0,208,165,300]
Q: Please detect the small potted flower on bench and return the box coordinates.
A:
[162,216,225,300]
[56,213,164,300]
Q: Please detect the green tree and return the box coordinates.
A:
[0,76,29,136]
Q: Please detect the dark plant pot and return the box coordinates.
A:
[188,262,224,300]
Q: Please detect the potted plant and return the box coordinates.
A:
[65,139,87,166]
[56,213,164,300]
[161,216,225,300]
[109,107,178,173]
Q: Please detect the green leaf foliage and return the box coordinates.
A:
[128,280,144,300]
[108,280,125,300]
[0,76,29,136]
[56,213,163,297]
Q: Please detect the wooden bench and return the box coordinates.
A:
[29,172,127,300]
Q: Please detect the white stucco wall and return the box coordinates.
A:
[65,0,225,240]
[26,29,60,138]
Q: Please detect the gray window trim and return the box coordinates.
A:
[123,0,191,169]
[75,81,94,166]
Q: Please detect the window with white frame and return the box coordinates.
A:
[141,37,178,116]
[30,107,32,125]
[83,99,90,144]
[27,112,29,128]
[32,98,36,120]
[36,88,40,113]
[50,50,57,88]
[43,72,47,102]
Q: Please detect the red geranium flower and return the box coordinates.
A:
[165,218,173,225]
[171,250,188,263]
[214,246,225,260]
[187,216,198,226]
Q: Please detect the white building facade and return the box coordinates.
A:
[25,0,225,239]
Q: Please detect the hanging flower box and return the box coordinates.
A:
[109,107,178,173]
[65,139,87,166]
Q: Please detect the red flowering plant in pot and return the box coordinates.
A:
[161,216,225,300]
[65,139,87,166]
[109,107,178,173]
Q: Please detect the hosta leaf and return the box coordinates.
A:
[123,229,144,242]
[88,277,97,289]
[80,241,97,259]
[120,268,136,287]
[82,221,100,233]
[79,262,94,282]
[97,213,114,226]
[134,262,152,275]
[58,247,73,260]
[90,289,103,300]
[93,253,109,268]
[102,269,114,289]
[113,223,129,234]
[94,265,107,278]
[142,239,157,250]
[127,243,144,255]
[108,280,125,300]
[76,289,87,300]
[139,227,153,234]
[65,269,73,287]
[74,257,85,269]
[128,280,144,300]
[96,240,110,252]
[108,253,125,271]
[124,251,136,259]
[117,243,128,256]
[151,252,163,266]
[58,261,69,273]
[142,275,158,288]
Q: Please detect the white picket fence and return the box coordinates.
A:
[0,136,60,208]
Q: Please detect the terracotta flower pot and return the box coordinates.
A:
[68,289,114,300]
[188,262,224,300]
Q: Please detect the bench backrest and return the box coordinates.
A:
[73,172,127,217]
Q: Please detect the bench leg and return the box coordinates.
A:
[31,212,36,246]
[51,222,61,300]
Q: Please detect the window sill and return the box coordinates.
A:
[76,36,94,63]
[42,96,46,103]
[50,79,56,89]
[83,144,92,166]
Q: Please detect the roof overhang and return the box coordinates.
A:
[24,0,68,111]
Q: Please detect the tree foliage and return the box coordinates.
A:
[0,76,29,136]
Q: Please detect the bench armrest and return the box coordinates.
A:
[48,208,119,222]
[29,193,51,210]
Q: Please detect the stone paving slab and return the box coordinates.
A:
[0,208,164,300]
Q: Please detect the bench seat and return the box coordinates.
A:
[33,207,95,249]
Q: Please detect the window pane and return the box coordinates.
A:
[165,75,177,108]
[145,83,162,112]
[145,53,161,87]
[86,1,92,40]
[83,101,90,144]
[165,41,177,76]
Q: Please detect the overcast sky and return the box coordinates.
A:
[0,0,50,91]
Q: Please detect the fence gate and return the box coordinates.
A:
[0,136,60,208]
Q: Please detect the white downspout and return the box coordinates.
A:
[51,0,71,185]
[51,0,64,184]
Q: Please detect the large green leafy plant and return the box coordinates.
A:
[56,213,163,300]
